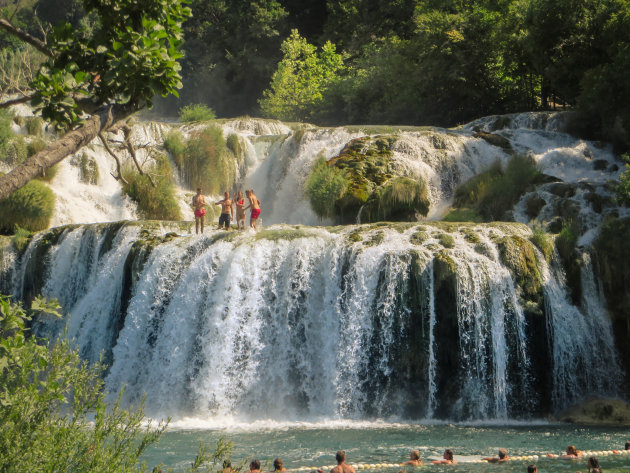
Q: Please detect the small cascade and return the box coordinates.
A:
[2,221,623,422]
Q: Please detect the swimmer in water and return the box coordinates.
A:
[587,456,602,473]
[401,450,423,466]
[432,449,456,465]
[549,445,582,459]
[272,458,287,472]
[331,450,356,473]
[483,448,510,463]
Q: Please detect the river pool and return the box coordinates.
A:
[143,421,630,472]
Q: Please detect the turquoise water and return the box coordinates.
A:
[144,422,630,472]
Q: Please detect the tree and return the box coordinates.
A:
[259,29,344,122]
[0,0,191,200]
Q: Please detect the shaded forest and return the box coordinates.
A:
[1,0,629,148]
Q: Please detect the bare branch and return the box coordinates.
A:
[123,124,156,187]
[0,94,34,108]
[0,18,54,58]
[98,132,128,185]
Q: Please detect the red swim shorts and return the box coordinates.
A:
[250,208,261,220]
[194,208,206,218]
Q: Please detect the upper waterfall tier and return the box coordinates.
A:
[0,221,621,422]
[7,111,621,229]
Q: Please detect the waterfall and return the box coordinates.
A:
[1,220,622,422]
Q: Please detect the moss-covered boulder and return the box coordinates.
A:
[0,178,55,234]
[497,235,543,315]
[360,177,430,223]
[556,398,630,425]
[473,131,512,150]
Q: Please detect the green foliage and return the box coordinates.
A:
[36,164,59,182]
[616,154,630,206]
[0,179,55,234]
[11,227,32,253]
[163,129,186,167]
[259,29,345,122]
[595,217,630,320]
[438,233,455,248]
[181,125,234,194]
[2,137,27,167]
[25,116,44,137]
[360,176,430,223]
[304,157,349,219]
[226,133,244,164]
[0,294,167,473]
[530,225,554,262]
[30,0,191,129]
[27,138,47,157]
[74,152,100,184]
[442,207,483,222]
[122,154,181,221]
[449,155,540,222]
[179,104,216,122]
[0,109,13,154]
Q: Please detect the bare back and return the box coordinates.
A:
[331,464,355,473]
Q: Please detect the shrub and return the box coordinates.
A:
[2,137,27,166]
[226,133,245,165]
[11,226,32,253]
[530,225,554,262]
[360,176,430,222]
[24,116,44,136]
[0,179,55,234]
[75,152,99,185]
[179,104,216,122]
[305,157,349,219]
[181,125,234,194]
[36,164,59,182]
[616,153,630,206]
[26,138,47,157]
[163,129,186,167]
[449,154,540,222]
[0,295,167,473]
[0,108,12,153]
[122,153,181,220]
[438,233,455,248]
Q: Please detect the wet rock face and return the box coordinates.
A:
[557,398,630,425]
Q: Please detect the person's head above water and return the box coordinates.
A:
[566,445,578,456]
[336,451,346,464]
[250,460,261,471]
[587,457,600,469]
[273,458,283,471]
[410,450,421,461]
[527,465,537,473]
[626,441,630,450]
[498,448,508,459]
[444,449,454,461]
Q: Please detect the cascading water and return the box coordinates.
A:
[0,220,622,422]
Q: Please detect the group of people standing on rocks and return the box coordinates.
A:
[192,188,261,234]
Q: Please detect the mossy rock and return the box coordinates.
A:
[410,231,428,245]
[490,115,513,131]
[473,131,512,150]
[433,250,457,285]
[255,227,313,241]
[556,398,630,425]
[548,182,576,198]
[554,198,580,222]
[348,229,363,243]
[460,227,481,243]
[360,176,430,223]
[474,242,493,258]
[438,233,455,248]
[497,235,543,307]
[595,217,630,321]
[363,230,385,246]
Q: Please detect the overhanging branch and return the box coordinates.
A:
[0,18,53,58]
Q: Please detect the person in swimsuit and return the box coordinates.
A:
[483,448,510,463]
[215,191,233,230]
[402,450,423,466]
[249,460,262,473]
[192,188,206,234]
[272,458,287,472]
[331,450,356,473]
[587,456,602,473]
[432,449,456,465]
[527,466,537,473]
[245,189,261,231]
[235,190,246,230]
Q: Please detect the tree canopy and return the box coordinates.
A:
[0,0,190,200]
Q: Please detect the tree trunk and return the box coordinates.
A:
[0,104,136,200]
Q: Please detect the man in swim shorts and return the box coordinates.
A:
[215,191,233,230]
[245,189,261,231]
[192,188,206,234]
[331,450,356,473]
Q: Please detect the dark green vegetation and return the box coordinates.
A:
[164,0,630,151]
[446,155,540,222]
[179,104,216,122]
[0,178,55,233]
[305,137,430,223]
[122,154,181,221]
[0,294,235,473]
